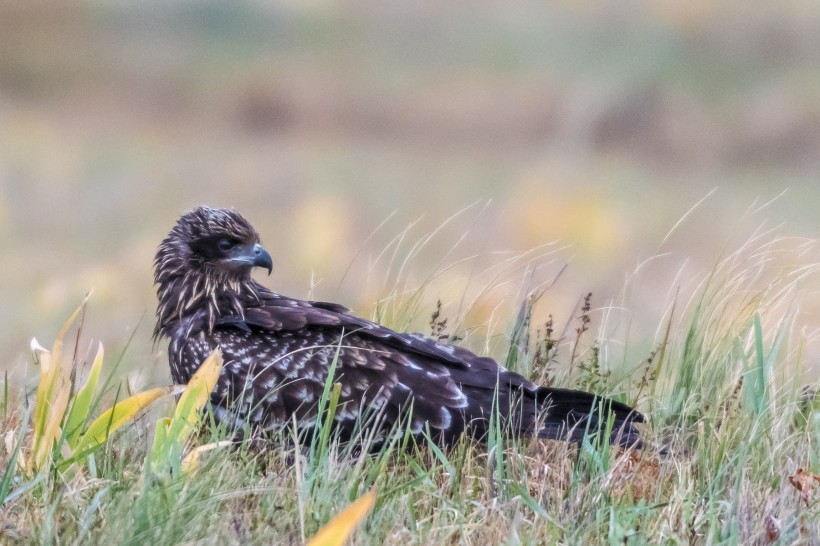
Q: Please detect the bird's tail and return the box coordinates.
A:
[532,387,644,448]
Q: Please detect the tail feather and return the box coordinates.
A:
[535,387,644,448]
[457,383,644,448]
[535,387,643,422]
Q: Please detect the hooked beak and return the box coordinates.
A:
[251,243,273,275]
[229,243,273,275]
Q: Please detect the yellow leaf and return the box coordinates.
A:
[74,387,177,453]
[169,348,223,447]
[29,297,87,472]
[306,489,376,546]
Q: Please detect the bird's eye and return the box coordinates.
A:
[217,238,234,251]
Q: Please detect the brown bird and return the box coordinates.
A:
[154,206,643,448]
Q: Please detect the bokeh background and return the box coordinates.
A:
[2,1,820,386]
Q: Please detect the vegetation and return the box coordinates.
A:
[1,233,818,545]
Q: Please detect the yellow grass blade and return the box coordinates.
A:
[65,342,105,448]
[169,348,223,447]
[29,298,87,472]
[306,489,377,546]
[147,350,222,477]
[180,440,233,475]
[74,387,176,453]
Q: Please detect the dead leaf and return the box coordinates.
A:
[764,514,779,542]
[788,467,820,506]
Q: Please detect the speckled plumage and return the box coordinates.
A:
[154,206,643,447]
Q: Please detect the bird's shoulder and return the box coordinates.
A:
[215,288,502,374]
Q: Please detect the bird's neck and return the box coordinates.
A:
[154,269,261,339]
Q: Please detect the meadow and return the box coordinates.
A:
[2,2,820,544]
[1,227,818,545]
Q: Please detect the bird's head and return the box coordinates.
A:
[156,206,272,280]
[154,206,272,337]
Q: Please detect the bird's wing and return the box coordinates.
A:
[172,322,476,440]
[216,292,553,401]
[205,292,515,434]
[218,290,480,369]
[207,290,643,444]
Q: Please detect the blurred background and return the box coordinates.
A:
[2,1,819,386]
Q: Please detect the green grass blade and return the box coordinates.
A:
[65,342,105,448]
[310,332,344,460]
[753,314,766,415]
[0,409,29,506]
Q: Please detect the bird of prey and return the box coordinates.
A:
[154,206,643,448]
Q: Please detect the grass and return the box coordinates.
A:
[1,232,819,545]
